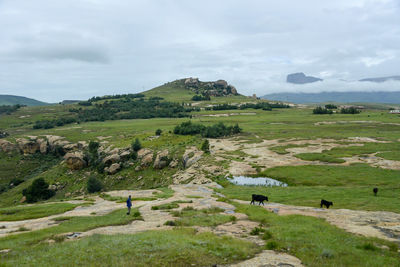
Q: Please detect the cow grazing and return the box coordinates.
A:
[373,187,378,196]
[320,199,333,209]
[250,194,269,205]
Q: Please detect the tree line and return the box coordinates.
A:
[174,121,242,138]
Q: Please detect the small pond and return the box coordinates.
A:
[227,176,288,187]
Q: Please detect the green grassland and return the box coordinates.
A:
[1,83,400,266]
[218,164,400,213]
[232,202,400,267]
[0,202,82,221]
[0,228,259,267]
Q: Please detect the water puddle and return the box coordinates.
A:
[228,176,288,187]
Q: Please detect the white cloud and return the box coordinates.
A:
[0,0,399,102]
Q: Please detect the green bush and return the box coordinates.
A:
[155,129,162,136]
[22,178,55,203]
[131,138,142,152]
[201,139,210,153]
[87,176,103,193]
[340,107,361,114]
[313,107,333,114]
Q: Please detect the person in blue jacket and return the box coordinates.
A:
[126,195,132,215]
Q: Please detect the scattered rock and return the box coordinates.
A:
[20,196,26,203]
[0,249,11,254]
[169,160,178,168]
[120,151,132,161]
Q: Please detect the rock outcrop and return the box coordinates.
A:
[153,149,169,169]
[181,78,240,96]
[182,147,203,168]
[0,140,16,153]
[64,152,87,170]
[16,138,40,154]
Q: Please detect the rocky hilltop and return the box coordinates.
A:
[170,78,239,96]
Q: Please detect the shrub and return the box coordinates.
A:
[131,138,142,152]
[201,139,210,153]
[155,129,162,136]
[87,176,103,193]
[313,107,333,114]
[174,121,242,138]
[22,178,55,203]
[266,241,279,250]
[325,104,337,109]
[262,230,273,240]
[164,220,176,226]
[340,107,361,114]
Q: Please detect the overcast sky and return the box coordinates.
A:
[0,0,399,102]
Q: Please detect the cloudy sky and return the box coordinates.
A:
[0,0,399,102]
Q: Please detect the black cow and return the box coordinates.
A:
[320,199,333,209]
[373,187,378,196]
[250,194,269,205]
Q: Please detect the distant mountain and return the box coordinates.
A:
[0,95,50,106]
[359,76,400,83]
[262,91,400,104]
[286,73,323,84]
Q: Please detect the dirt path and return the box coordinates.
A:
[235,200,400,243]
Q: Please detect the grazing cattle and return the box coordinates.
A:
[320,199,333,209]
[373,187,378,196]
[250,194,269,205]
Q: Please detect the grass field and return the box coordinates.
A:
[0,228,260,267]
[217,164,400,213]
[0,202,82,221]
[232,202,400,267]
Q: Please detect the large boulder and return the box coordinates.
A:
[17,138,40,154]
[140,153,153,167]
[37,139,48,154]
[137,148,153,159]
[0,140,17,153]
[153,149,169,169]
[182,147,203,168]
[228,85,238,95]
[105,163,121,175]
[64,152,87,170]
[120,150,132,161]
[184,77,199,87]
[214,80,228,88]
[102,154,120,166]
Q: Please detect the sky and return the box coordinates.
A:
[0,0,400,102]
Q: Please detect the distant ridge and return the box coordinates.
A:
[359,76,400,83]
[0,95,50,106]
[262,91,400,104]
